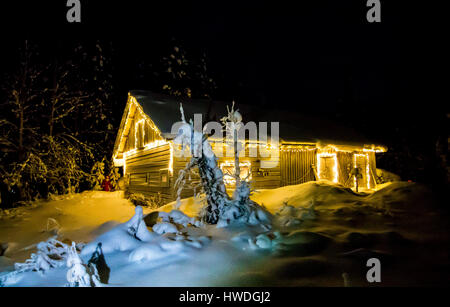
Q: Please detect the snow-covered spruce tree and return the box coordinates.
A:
[173,106,228,224]
[173,104,272,227]
[108,160,120,190]
[90,158,106,190]
[218,102,271,228]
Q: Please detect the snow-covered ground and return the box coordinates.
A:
[1,181,449,286]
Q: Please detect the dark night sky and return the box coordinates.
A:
[0,0,446,145]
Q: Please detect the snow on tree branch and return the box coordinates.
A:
[173,102,273,228]
[66,242,101,287]
[13,237,71,275]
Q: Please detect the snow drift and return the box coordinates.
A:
[0,181,448,287]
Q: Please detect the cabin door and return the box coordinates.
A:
[318,154,337,182]
[353,154,369,190]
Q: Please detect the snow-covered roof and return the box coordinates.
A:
[113,90,385,160]
[129,90,375,146]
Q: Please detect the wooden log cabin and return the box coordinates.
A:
[112,90,387,204]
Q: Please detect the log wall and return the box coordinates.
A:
[280,149,317,186]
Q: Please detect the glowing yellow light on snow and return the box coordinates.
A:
[317,152,339,183]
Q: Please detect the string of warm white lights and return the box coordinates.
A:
[114,94,172,175]
[113,94,384,190]
[114,94,165,158]
[280,144,385,153]
[280,146,317,152]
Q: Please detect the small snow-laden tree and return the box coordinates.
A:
[217,102,270,227]
[14,237,70,275]
[42,135,94,196]
[173,104,273,227]
[0,135,92,200]
[220,101,244,186]
[173,106,229,224]
[66,242,101,287]
[1,152,48,202]
[218,102,272,228]
[109,167,120,190]
[107,159,120,190]
[90,157,106,190]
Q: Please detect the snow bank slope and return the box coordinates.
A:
[0,191,148,264]
[1,182,449,287]
[157,181,449,286]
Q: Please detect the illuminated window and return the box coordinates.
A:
[161,173,168,183]
[159,169,170,187]
[219,161,252,185]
